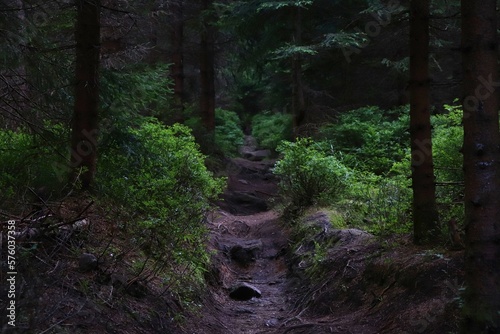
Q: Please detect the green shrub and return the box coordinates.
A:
[317,105,409,174]
[432,104,463,184]
[342,171,412,235]
[215,108,244,157]
[383,103,465,227]
[273,138,348,209]
[432,104,464,222]
[252,111,292,150]
[97,119,225,283]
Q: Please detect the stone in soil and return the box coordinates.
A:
[79,253,98,272]
[229,282,262,301]
[227,239,263,265]
[243,149,272,161]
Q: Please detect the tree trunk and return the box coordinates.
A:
[13,0,29,119]
[170,0,185,116]
[71,0,101,189]
[200,0,215,131]
[2,0,30,128]
[291,6,305,136]
[409,0,440,244]
[460,0,500,332]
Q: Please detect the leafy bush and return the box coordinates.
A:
[388,103,465,223]
[215,108,244,157]
[432,104,463,184]
[252,111,292,150]
[317,105,409,174]
[97,119,225,283]
[432,104,464,222]
[273,138,348,209]
[340,171,412,235]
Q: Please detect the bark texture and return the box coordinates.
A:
[71,0,101,189]
[461,0,500,332]
[409,0,440,244]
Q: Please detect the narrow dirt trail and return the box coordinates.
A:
[208,210,291,333]
[188,137,298,333]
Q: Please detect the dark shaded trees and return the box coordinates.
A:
[409,0,440,244]
[199,0,216,131]
[71,0,101,189]
[169,0,185,114]
[291,5,306,134]
[460,0,500,331]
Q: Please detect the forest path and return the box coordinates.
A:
[187,137,298,333]
[205,209,291,333]
[184,137,465,334]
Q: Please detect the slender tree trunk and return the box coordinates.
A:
[409,0,440,244]
[291,6,305,136]
[2,0,29,128]
[460,0,500,332]
[13,0,29,119]
[170,0,185,116]
[71,0,101,189]
[200,0,215,131]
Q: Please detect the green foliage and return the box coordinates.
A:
[432,104,464,222]
[387,103,465,226]
[215,108,244,157]
[269,103,414,234]
[258,0,314,12]
[272,44,318,59]
[340,172,412,235]
[319,31,369,49]
[432,104,462,178]
[268,102,464,236]
[317,105,409,174]
[100,64,173,120]
[381,57,409,73]
[274,138,348,209]
[97,119,225,284]
[180,104,205,134]
[252,112,293,150]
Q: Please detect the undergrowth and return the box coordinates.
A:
[275,103,465,237]
[252,111,292,150]
[97,119,225,290]
[214,108,245,157]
